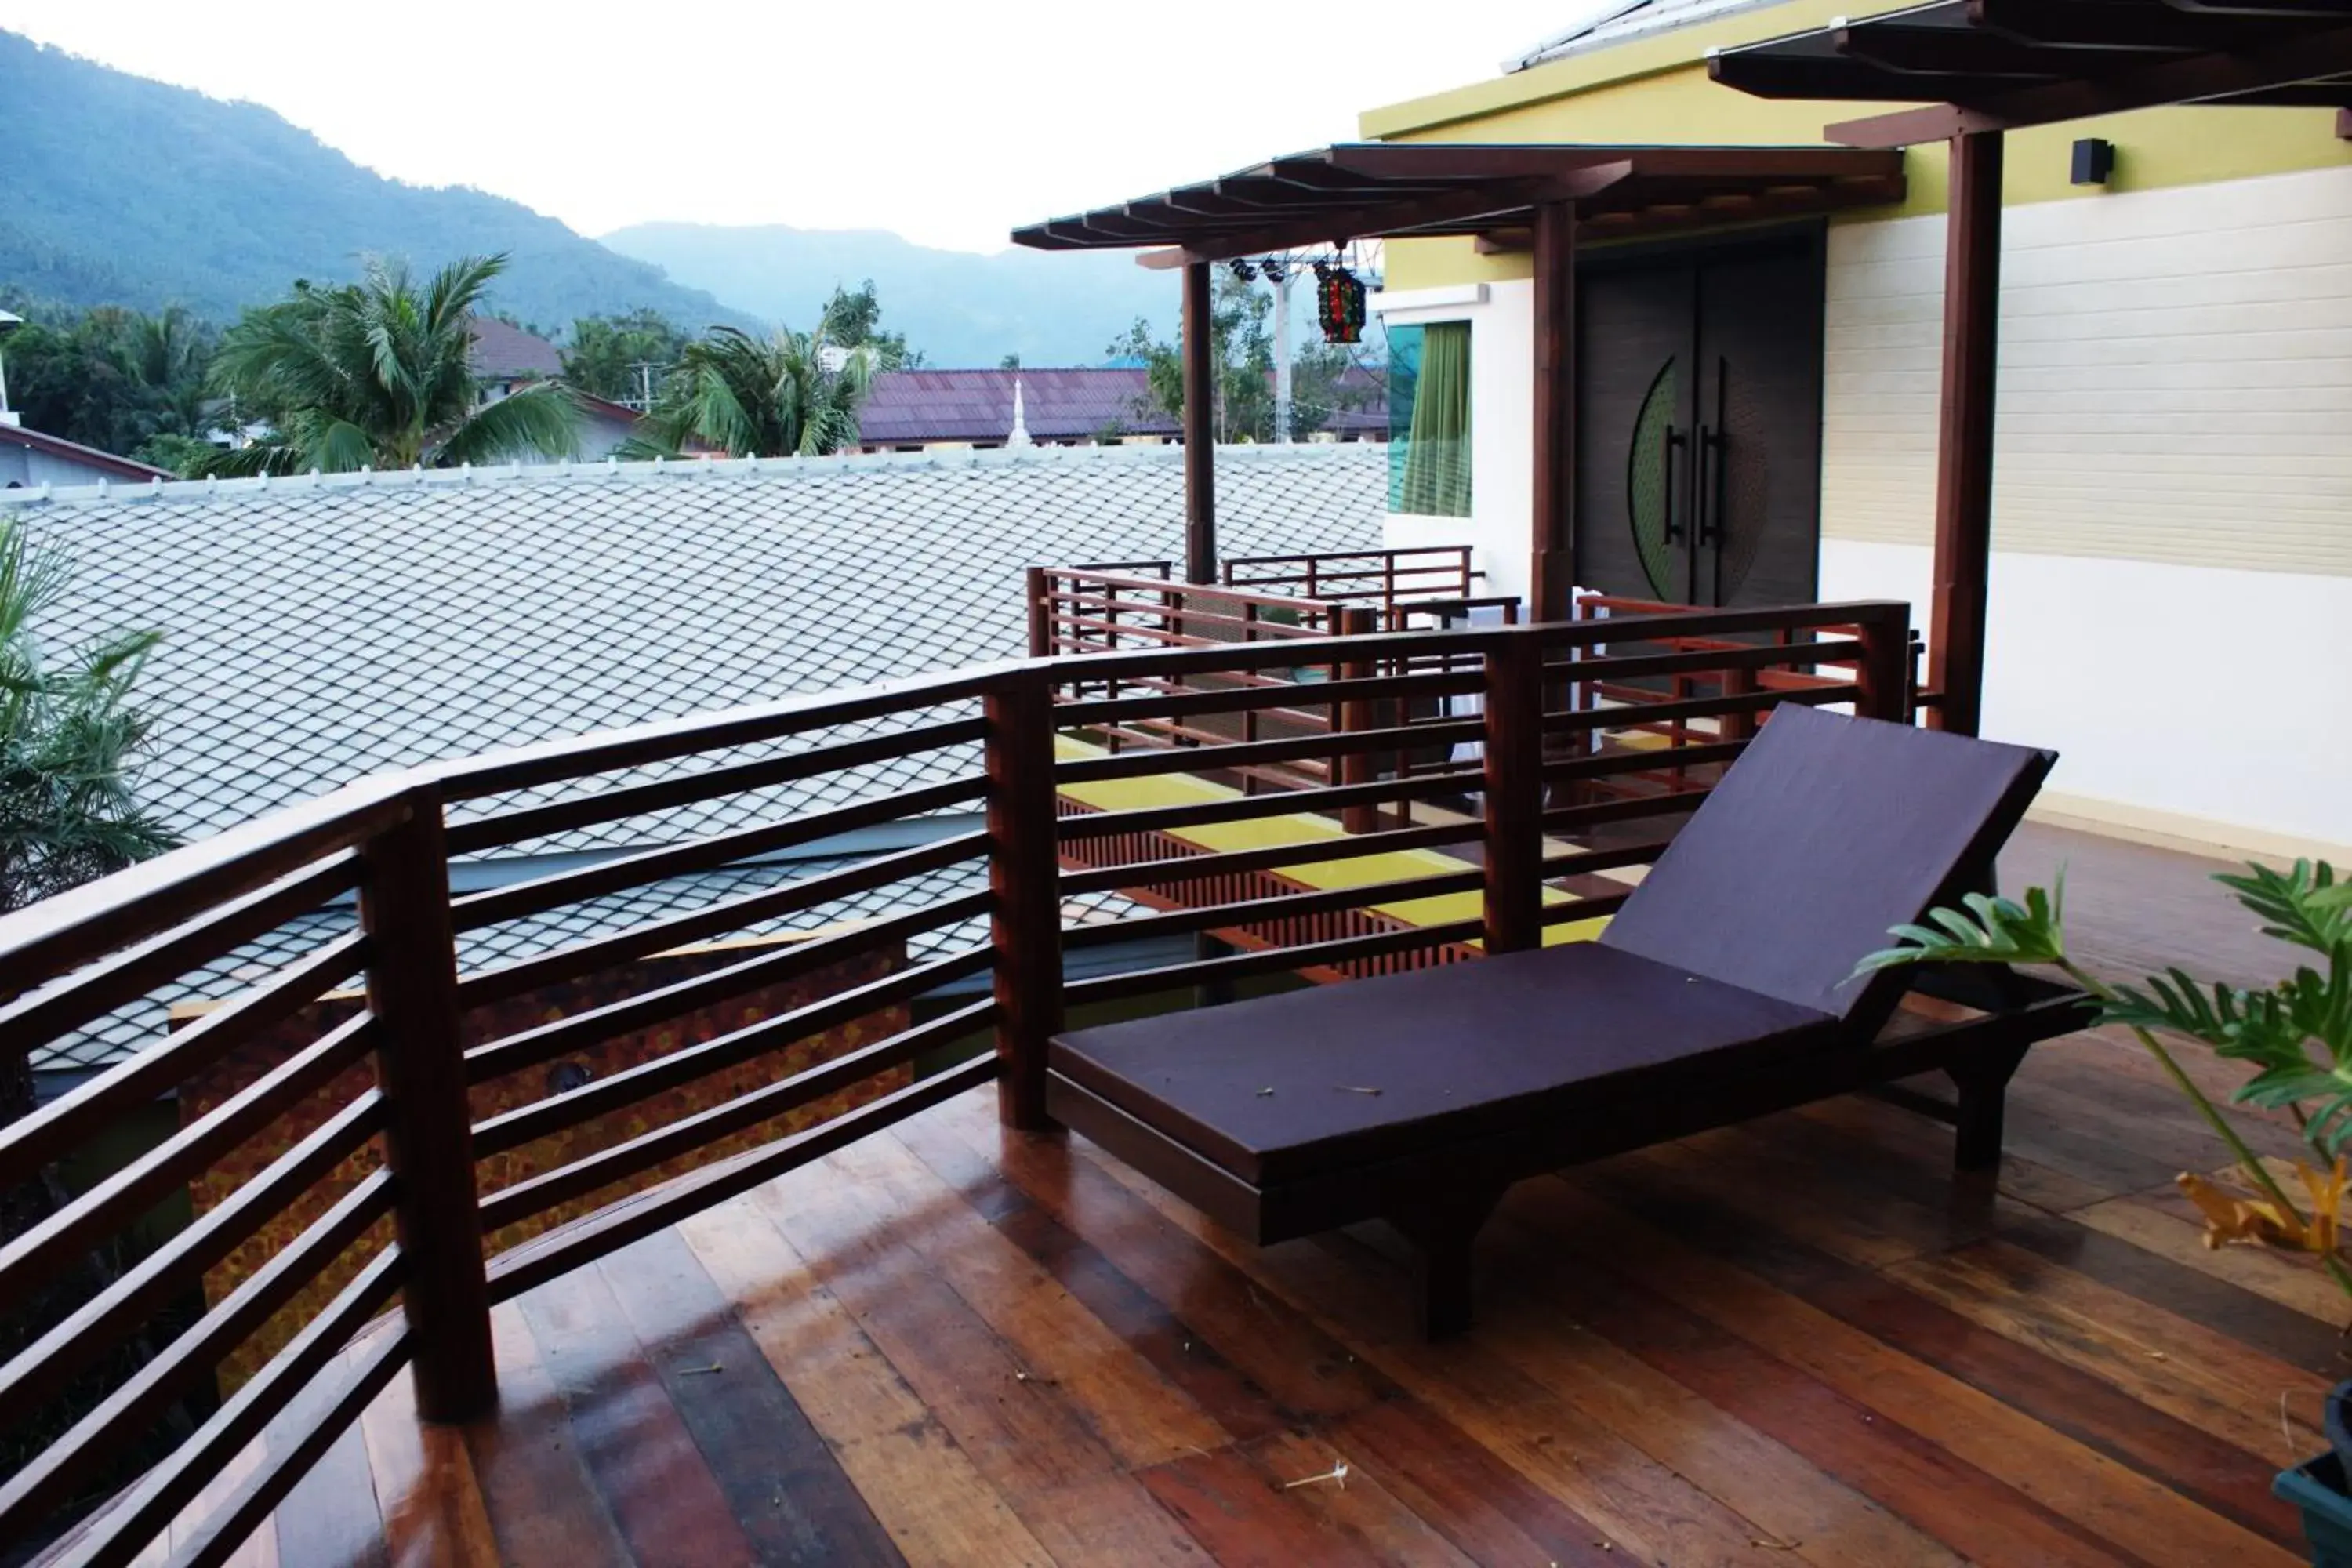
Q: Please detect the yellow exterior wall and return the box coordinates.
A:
[1366,0,2352,292]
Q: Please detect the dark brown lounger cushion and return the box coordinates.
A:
[1599,704,2054,1030]
[1050,942,1835,1185]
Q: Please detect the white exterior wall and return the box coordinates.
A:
[1376,280,1536,605]
[1823,164,2352,853]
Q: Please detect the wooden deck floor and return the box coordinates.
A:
[197,827,2344,1566]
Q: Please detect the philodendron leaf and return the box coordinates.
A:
[1852,876,2067,976]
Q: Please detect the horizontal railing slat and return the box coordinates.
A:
[1544,682,1861,737]
[449,775,987,932]
[0,1091,383,1436]
[1062,919,1485,1007]
[0,928,368,1189]
[478,998,996,1232]
[445,716,989,854]
[1059,820,1483,897]
[0,852,357,1074]
[464,890,991,1087]
[0,1013,376,1301]
[485,1054,996,1304]
[1054,718,1486,785]
[434,662,1016,801]
[0,779,405,1005]
[1052,667,1480,728]
[0,1171,393,1536]
[52,1248,406,1568]
[1059,867,1489,952]
[470,942,993,1156]
[1056,767,1479,842]
[456,832,989,1011]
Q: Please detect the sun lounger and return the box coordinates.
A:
[1045,705,2094,1337]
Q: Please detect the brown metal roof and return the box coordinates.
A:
[1009,142,1906,266]
[1712,0,2352,147]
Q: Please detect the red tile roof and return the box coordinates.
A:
[466,317,564,381]
[855,367,1388,446]
[0,423,173,481]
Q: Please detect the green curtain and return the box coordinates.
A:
[1398,321,1472,517]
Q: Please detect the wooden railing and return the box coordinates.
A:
[0,599,1913,1566]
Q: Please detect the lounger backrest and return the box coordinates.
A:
[1597,703,2055,1033]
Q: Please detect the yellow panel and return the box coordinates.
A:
[1052,737,1604,940]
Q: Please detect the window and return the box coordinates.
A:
[1388,321,1472,517]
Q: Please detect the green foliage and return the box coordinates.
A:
[1863,860,2352,1156]
[818,280,921,370]
[1109,272,1381,442]
[561,309,691,405]
[195,254,582,475]
[627,325,877,459]
[0,302,215,458]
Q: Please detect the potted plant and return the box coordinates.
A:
[1857,860,2352,1563]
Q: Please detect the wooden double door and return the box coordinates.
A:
[1575,233,1825,608]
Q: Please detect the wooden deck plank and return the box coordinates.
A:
[357,1368,500,1568]
[1537,1174,2302,1566]
[513,1263,764,1566]
[594,1229,906,1566]
[674,1198,1055,1568]
[461,1303,633,1566]
[750,1148,1204,1566]
[266,1398,386,1568]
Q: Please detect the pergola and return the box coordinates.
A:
[1011,141,1907,617]
[1712,0,2352,733]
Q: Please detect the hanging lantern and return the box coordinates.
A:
[1317,263,1366,344]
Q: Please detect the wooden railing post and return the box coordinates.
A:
[1025,566,1052,659]
[1482,629,1545,955]
[987,667,1063,1131]
[358,782,495,1424]
[1336,606,1381,833]
[1854,605,1915,724]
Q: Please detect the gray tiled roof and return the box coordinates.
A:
[9,443,1380,1071]
[16,442,1385,844]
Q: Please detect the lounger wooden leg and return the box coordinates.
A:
[1948,1043,2031,1173]
[1392,1183,1507,1341]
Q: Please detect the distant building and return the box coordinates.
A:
[853,367,1389,453]
[0,422,172,489]
[466,316,640,460]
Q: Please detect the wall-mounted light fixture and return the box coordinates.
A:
[2071,138,2115,187]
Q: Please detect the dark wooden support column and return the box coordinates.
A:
[1480,629,1544,954]
[987,667,1064,1131]
[360,786,495,1424]
[1181,260,1217,584]
[1928,131,2003,737]
[1530,201,1578,623]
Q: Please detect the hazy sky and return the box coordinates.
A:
[0,1,1598,253]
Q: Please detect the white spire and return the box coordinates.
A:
[1007,376,1033,448]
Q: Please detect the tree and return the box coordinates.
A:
[194,254,581,476]
[818,280,921,370]
[0,303,216,464]
[0,517,189,1532]
[627,326,877,459]
[1108,271,1382,443]
[561,309,692,407]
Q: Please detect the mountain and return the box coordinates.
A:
[601,223,1184,368]
[0,31,754,332]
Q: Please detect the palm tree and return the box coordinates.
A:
[628,326,876,459]
[0,517,176,1117]
[195,254,580,477]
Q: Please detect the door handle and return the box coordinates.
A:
[1697,424,1726,548]
[1663,425,1688,543]
[1697,358,1729,549]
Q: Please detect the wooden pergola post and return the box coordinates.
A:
[1928,130,2003,736]
[1181,260,1216,583]
[1530,201,1577,623]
